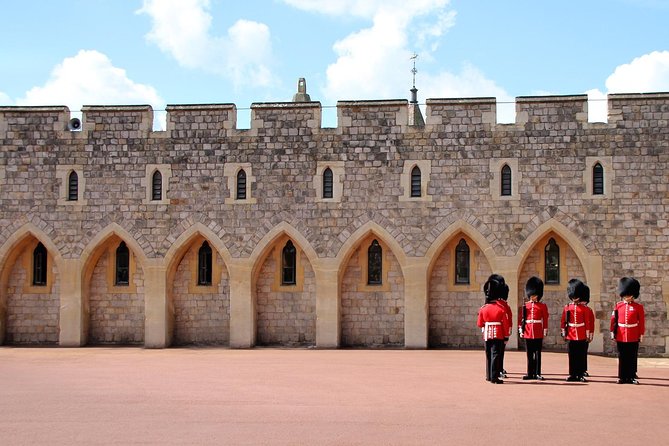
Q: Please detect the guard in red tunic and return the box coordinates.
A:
[497,281,512,378]
[560,279,594,382]
[478,275,510,384]
[519,276,548,380]
[610,277,645,384]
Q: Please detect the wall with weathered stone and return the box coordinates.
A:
[0,93,667,354]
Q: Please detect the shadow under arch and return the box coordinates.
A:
[334,221,408,281]
[424,219,498,279]
[163,222,234,347]
[514,218,604,351]
[0,223,64,345]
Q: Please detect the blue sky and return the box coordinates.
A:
[1,0,668,127]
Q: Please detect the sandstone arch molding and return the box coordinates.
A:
[424,220,498,349]
[513,218,604,352]
[164,223,233,347]
[0,224,63,345]
[243,222,319,347]
[335,221,408,347]
[78,223,150,346]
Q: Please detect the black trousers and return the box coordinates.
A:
[525,338,543,377]
[567,340,588,378]
[617,341,640,381]
[485,339,504,381]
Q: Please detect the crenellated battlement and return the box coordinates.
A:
[0,93,668,138]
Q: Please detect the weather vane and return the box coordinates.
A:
[410,53,418,88]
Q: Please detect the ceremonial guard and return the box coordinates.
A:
[497,279,512,378]
[477,275,511,384]
[610,277,645,384]
[560,279,594,382]
[519,276,548,380]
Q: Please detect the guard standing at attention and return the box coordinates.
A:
[519,276,548,380]
[477,275,511,384]
[560,279,594,382]
[610,277,645,384]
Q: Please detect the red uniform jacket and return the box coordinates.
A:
[610,301,645,342]
[560,302,594,341]
[477,301,511,341]
[518,301,549,339]
[498,300,513,337]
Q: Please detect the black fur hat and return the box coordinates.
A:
[500,283,510,301]
[484,274,506,302]
[618,277,640,298]
[525,276,544,300]
[567,278,589,301]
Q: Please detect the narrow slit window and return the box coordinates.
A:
[593,162,604,195]
[410,166,421,197]
[152,171,162,201]
[236,169,247,200]
[501,164,512,196]
[455,238,470,284]
[68,171,78,201]
[197,241,213,286]
[32,242,48,286]
[281,240,297,285]
[544,238,560,285]
[115,242,130,286]
[323,167,333,199]
[367,239,382,285]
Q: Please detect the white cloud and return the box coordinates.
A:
[0,91,11,105]
[587,51,669,123]
[137,0,273,87]
[17,50,163,109]
[605,50,669,93]
[283,0,511,120]
[16,50,165,128]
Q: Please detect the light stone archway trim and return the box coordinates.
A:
[163,223,234,347]
[0,224,64,345]
[512,218,604,352]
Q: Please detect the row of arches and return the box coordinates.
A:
[0,219,603,350]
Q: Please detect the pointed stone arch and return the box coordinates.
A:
[514,218,604,352]
[79,223,148,346]
[78,213,155,259]
[328,211,407,258]
[0,223,63,345]
[419,210,500,258]
[336,221,406,347]
[249,221,319,346]
[424,220,496,348]
[164,222,233,346]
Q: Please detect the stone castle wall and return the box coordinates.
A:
[0,93,667,354]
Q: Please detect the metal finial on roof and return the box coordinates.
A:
[410,53,418,88]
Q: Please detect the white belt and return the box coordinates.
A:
[485,322,502,326]
[618,323,638,328]
[567,323,585,327]
[526,319,543,324]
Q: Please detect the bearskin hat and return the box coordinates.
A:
[500,283,510,301]
[567,278,589,301]
[525,276,544,300]
[484,274,506,303]
[618,277,640,298]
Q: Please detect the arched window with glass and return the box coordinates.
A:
[68,171,78,201]
[322,167,334,199]
[151,170,162,201]
[501,164,512,196]
[197,241,213,286]
[32,242,48,286]
[281,240,297,285]
[592,162,604,195]
[115,242,130,286]
[544,238,560,285]
[236,169,247,200]
[455,238,470,284]
[367,239,382,285]
[410,165,421,197]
